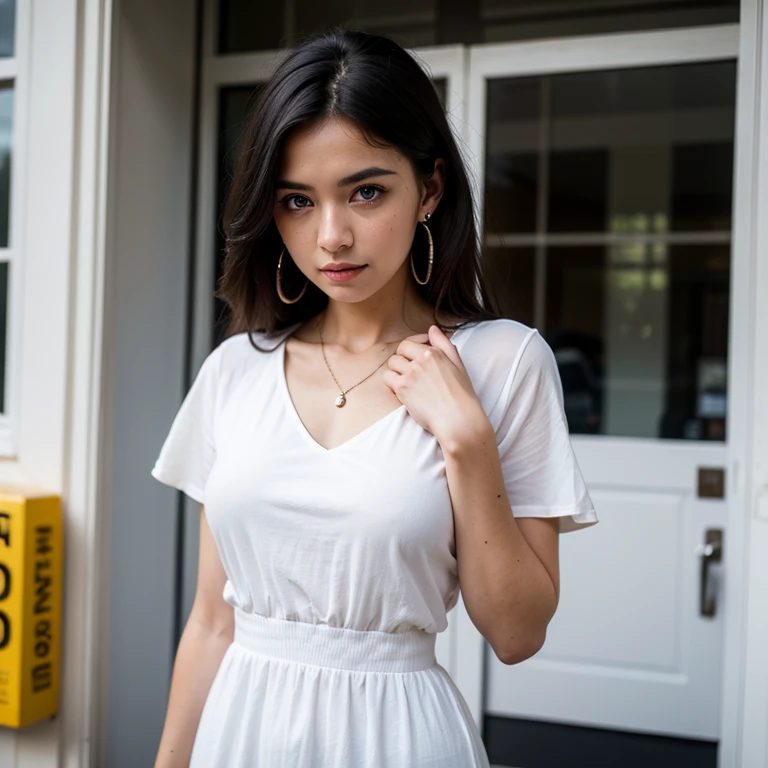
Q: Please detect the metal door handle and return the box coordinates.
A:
[695,529,722,618]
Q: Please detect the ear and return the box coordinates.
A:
[420,158,445,218]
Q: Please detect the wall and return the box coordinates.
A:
[101,0,198,766]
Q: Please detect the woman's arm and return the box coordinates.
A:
[154,506,234,768]
[441,421,560,665]
[384,326,561,666]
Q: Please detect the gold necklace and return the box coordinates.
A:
[317,321,397,408]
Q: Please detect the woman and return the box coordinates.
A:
[151,28,597,768]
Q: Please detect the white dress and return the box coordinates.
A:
[151,317,598,767]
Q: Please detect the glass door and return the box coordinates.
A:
[464,25,738,758]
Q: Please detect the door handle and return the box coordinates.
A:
[695,529,723,618]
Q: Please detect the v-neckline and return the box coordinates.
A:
[277,322,474,455]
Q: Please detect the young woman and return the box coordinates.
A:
[151,28,597,768]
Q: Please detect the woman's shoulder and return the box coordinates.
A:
[454,316,559,395]
[203,323,299,384]
[454,317,541,363]
[219,324,296,353]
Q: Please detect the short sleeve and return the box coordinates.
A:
[150,346,221,505]
[496,329,598,534]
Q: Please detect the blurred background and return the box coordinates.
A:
[5,1,768,767]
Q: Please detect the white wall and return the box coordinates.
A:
[102,0,198,766]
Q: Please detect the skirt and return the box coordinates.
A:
[189,607,491,767]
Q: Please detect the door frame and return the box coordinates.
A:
[191,4,763,764]
[724,1,768,765]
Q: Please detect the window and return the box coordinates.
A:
[217,0,738,53]
[482,61,736,441]
[0,0,19,454]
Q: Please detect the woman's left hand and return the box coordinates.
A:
[382,325,490,446]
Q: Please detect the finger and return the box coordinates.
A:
[402,332,430,345]
[381,369,402,399]
[427,325,464,370]
[397,338,433,361]
[387,354,410,374]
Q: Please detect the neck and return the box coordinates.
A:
[315,262,436,353]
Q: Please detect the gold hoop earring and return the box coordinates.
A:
[410,215,434,286]
[276,248,308,304]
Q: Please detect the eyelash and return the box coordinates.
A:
[278,185,387,212]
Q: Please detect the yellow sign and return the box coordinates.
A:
[0,487,62,728]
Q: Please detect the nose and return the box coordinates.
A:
[317,205,353,253]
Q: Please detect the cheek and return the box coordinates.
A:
[368,202,417,247]
[364,217,412,260]
[274,210,313,250]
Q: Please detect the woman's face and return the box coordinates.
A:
[273,116,442,302]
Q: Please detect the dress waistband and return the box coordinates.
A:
[233,607,437,673]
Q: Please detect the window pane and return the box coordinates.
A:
[485,63,737,238]
[671,142,734,232]
[483,60,735,441]
[544,244,729,441]
[0,85,11,247]
[484,78,540,235]
[219,0,438,53]
[0,0,14,58]
[214,85,262,343]
[482,0,738,44]
[547,62,736,233]
[548,150,608,233]
[481,247,535,327]
[218,1,284,54]
[218,0,737,53]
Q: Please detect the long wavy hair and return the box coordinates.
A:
[215,28,499,347]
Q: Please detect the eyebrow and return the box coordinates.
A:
[276,167,397,191]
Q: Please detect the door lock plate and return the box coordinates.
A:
[697,467,725,499]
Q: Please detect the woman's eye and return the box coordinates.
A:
[353,186,383,203]
[286,195,311,210]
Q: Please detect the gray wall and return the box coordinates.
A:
[104,0,197,765]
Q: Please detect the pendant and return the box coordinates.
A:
[335,393,346,408]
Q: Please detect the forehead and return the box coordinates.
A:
[279,117,408,178]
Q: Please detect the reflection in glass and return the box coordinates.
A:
[486,62,736,238]
[219,0,438,53]
[671,143,733,232]
[542,245,729,441]
[214,85,262,343]
[482,0,737,43]
[548,150,607,232]
[484,78,539,234]
[545,247,604,435]
[662,245,729,441]
[218,0,737,53]
[483,61,735,441]
[481,247,535,328]
[0,0,14,58]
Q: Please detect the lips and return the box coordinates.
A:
[321,262,364,271]
[320,263,367,283]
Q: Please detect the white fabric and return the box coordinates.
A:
[151,317,597,767]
